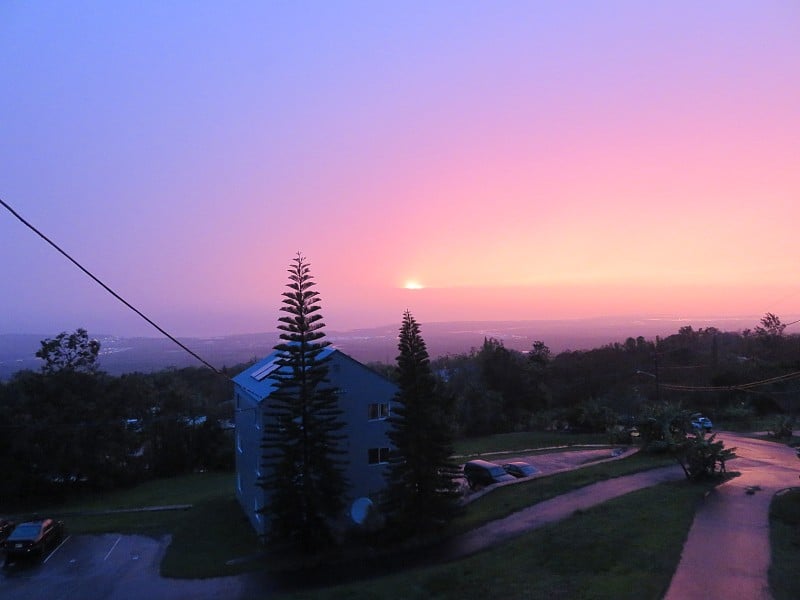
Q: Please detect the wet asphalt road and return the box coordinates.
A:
[664,431,800,600]
[1,533,248,600]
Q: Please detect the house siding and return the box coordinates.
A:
[329,352,396,502]
[234,387,267,536]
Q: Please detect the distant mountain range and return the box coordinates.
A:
[0,315,764,380]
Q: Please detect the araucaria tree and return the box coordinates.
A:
[260,253,346,551]
[384,310,461,535]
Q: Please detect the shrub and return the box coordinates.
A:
[673,431,736,481]
[767,416,794,440]
[636,403,692,451]
[607,424,635,445]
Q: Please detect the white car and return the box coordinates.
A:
[691,416,713,432]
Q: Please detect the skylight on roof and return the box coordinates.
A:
[251,359,280,381]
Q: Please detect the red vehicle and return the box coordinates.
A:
[0,518,14,543]
[3,519,64,563]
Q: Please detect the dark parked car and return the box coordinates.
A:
[503,461,538,478]
[464,459,516,489]
[0,518,14,543]
[3,519,64,563]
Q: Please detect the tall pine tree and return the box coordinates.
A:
[384,310,461,535]
[260,253,347,551]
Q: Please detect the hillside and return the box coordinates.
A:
[0,315,764,380]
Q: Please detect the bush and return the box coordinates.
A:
[768,416,794,440]
[636,403,692,451]
[607,425,636,445]
[673,431,736,481]
[716,403,755,425]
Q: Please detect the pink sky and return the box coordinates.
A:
[1,2,799,337]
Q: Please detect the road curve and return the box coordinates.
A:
[664,431,799,600]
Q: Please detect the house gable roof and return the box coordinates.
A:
[232,346,340,403]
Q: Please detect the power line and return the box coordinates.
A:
[1,197,224,375]
[659,369,800,393]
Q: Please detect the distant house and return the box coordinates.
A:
[233,347,397,538]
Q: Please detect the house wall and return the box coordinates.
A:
[234,386,268,537]
[328,351,395,504]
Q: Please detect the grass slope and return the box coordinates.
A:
[450,451,675,535]
[769,487,800,600]
[282,479,714,600]
[453,431,609,457]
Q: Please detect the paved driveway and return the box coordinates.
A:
[1,533,246,600]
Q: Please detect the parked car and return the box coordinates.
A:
[464,459,516,489]
[691,416,713,432]
[0,518,14,543]
[503,461,538,478]
[3,519,64,563]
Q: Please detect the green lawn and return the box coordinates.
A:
[8,438,682,583]
[13,471,235,518]
[453,431,610,458]
[769,488,800,600]
[160,495,262,578]
[279,479,716,600]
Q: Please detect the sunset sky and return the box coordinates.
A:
[1,1,799,338]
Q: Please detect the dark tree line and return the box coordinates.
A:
[0,329,237,504]
[429,313,799,437]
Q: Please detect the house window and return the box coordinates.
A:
[253,497,262,524]
[368,447,390,465]
[368,403,390,420]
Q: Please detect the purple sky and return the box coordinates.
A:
[2,2,799,338]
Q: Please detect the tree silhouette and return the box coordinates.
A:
[756,312,786,337]
[36,328,100,374]
[384,310,460,536]
[259,253,346,551]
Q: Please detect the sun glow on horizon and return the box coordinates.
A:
[404,280,424,290]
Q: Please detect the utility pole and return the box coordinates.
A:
[634,341,664,404]
[654,352,661,403]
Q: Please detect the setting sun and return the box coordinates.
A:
[404,281,424,290]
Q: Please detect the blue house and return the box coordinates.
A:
[233,347,397,537]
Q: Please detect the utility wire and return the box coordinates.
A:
[657,370,800,392]
[1,197,224,375]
